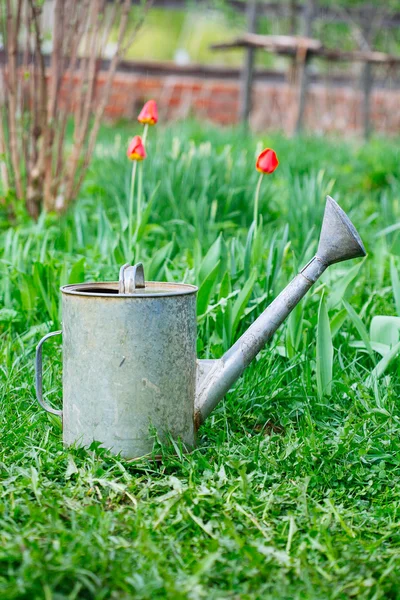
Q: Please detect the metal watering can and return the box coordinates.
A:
[35,196,366,458]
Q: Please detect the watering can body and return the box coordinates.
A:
[37,282,199,457]
[35,197,366,458]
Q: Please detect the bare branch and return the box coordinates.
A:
[53,0,90,183]
[5,0,24,198]
[70,0,136,199]
[43,0,64,204]
[1,0,148,215]
[0,80,9,194]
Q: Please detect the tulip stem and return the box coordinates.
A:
[128,160,138,251]
[135,124,149,248]
[142,123,149,145]
[253,173,263,236]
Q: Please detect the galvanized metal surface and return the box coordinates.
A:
[61,281,197,458]
[35,196,366,458]
[35,330,63,416]
[119,262,145,294]
[194,196,366,424]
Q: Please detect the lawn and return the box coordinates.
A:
[1,121,400,599]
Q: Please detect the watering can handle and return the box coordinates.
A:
[35,331,63,417]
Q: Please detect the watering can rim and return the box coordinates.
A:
[61,281,198,298]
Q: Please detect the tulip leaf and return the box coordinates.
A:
[68,257,85,285]
[286,300,304,359]
[231,269,256,337]
[366,341,400,387]
[147,241,173,281]
[198,235,222,284]
[343,300,375,363]
[265,225,289,295]
[370,316,400,348]
[330,309,347,338]
[137,182,160,240]
[316,293,333,399]
[244,221,255,280]
[390,256,400,317]
[251,215,264,266]
[197,261,221,317]
[218,270,232,301]
[327,259,365,310]
[113,235,126,267]
[349,340,390,358]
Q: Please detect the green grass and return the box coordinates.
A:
[2,121,400,599]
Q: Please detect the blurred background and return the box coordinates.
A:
[3,0,400,139]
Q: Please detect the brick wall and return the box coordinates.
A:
[65,67,400,136]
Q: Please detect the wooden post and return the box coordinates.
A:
[361,61,372,140]
[287,0,298,85]
[239,0,257,126]
[358,7,377,140]
[294,0,315,134]
[294,46,309,134]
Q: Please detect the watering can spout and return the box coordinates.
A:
[194,196,366,428]
[316,195,366,266]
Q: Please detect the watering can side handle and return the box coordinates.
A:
[35,331,63,417]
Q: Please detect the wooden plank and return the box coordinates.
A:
[213,33,321,53]
[212,34,400,65]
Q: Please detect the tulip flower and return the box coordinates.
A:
[253,147,279,235]
[256,148,279,174]
[127,135,146,161]
[138,99,158,126]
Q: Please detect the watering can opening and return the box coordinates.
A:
[61,262,197,298]
[61,260,197,298]
[61,280,197,298]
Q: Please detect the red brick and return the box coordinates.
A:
[21,67,400,134]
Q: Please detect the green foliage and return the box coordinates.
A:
[316,293,333,398]
[2,121,400,598]
[119,3,400,67]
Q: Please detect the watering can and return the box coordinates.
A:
[35,196,366,458]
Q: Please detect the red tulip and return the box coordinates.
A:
[138,99,158,126]
[127,136,146,161]
[256,148,279,174]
